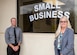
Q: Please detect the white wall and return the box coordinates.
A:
[0,0,77,55]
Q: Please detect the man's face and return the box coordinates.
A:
[11,19,16,26]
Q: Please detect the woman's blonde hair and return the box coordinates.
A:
[55,16,72,38]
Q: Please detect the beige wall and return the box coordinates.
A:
[0,0,77,55]
[0,33,77,55]
[0,0,17,33]
[75,0,77,33]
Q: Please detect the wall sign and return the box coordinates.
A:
[29,3,70,22]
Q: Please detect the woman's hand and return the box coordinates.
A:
[60,54,63,55]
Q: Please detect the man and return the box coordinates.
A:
[5,18,22,55]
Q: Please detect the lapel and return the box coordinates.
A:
[56,28,68,40]
[55,28,69,46]
[61,28,68,40]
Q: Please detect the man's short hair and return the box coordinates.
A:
[11,17,16,22]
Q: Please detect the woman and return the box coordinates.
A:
[54,16,75,55]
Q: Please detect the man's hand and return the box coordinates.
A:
[14,46,19,52]
[8,44,19,52]
[12,46,16,51]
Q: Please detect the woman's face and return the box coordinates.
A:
[60,17,68,28]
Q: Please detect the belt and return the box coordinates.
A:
[12,43,18,46]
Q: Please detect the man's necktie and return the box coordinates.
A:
[14,28,17,44]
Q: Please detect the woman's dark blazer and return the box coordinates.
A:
[54,28,75,55]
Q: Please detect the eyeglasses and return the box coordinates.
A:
[60,21,67,23]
